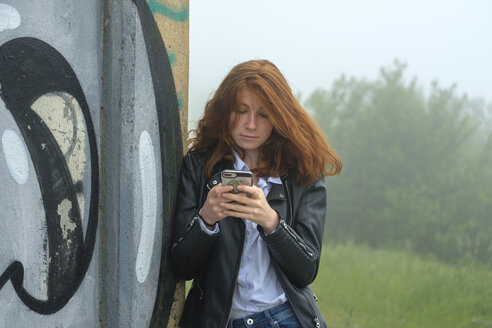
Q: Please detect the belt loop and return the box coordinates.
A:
[264,308,277,327]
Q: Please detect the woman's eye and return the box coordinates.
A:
[259,113,268,118]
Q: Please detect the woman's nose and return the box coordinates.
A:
[245,113,257,129]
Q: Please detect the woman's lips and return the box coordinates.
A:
[241,135,257,140]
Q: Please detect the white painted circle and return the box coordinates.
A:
[136,130,158,283]
[0,4,21,32]
[2,129,29,184]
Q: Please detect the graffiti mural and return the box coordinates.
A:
[0,1,102,325]
[135,1,187,326]
[0,37,99,314]
[0,0,187,327]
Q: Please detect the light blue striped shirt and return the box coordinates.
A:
[198,151,287,318]
[228,151,287,319]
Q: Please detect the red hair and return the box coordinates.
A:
[188,59,341,185]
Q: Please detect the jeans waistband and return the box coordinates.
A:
[229,302,297,328]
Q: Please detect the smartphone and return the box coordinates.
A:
[221,170,253,194]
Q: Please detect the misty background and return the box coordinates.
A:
[189,0,491,129]
[188,0,492,265]
[186,1,492,325]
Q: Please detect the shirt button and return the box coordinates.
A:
[246,318,254,325]
[279,193,285,198]
[212,179,217,185]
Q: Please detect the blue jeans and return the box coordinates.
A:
[228,302,301,328]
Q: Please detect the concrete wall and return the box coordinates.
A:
[0,0,187,326]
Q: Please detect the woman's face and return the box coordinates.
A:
[229,88,273,156]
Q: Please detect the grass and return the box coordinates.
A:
[311,244,492,328]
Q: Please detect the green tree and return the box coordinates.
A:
[306,60,492,265]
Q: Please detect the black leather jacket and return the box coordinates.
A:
[171,152,328,328]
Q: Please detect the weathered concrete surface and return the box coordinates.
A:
[0,0,188,326]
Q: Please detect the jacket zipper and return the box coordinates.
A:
[280,177,320,327]
[172,214,199,248]
[171,214,205,300]
[175,176,218,298]
[294,284,321,328]
[174,173,217,249]
[271,260,321,328]
[280,219,314,257]
[281,177,293,225]
[281,178,312,256]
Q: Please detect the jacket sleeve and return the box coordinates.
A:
[259,178,326,287]
[171,154,220,280]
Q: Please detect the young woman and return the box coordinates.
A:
[171,59,342,328]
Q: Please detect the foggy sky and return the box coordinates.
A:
[188,0,492,129]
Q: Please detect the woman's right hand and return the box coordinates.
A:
[200,183,234,227]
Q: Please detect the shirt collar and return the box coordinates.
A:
[232,149,249,171]
[231,149,282,185]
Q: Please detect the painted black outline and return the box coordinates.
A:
[0,37,99,314]
[132,0,183,325]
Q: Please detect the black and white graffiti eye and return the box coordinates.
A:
[0,37,99,315]
[0,3,20,32]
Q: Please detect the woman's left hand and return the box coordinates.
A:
[221,185,279,234]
